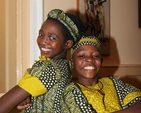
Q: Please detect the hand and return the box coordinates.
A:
[17,96,31,110]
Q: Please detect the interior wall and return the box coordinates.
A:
[0,0,6,92]
[0,0,17,93]
[103,0,141,66]
[0,0,43,95]
[43,0,77,20]
[5,0,17,91]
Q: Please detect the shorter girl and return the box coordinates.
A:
[71,36,141,113]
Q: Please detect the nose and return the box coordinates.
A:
[85,56,94,62]
[40,37,49,45]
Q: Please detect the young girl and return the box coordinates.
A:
[0,9,94,113]
[71,36,141,113]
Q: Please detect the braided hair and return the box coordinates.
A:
[66,13,87,44]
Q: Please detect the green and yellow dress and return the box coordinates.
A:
[78,76,141,113]
[18,56,95,113]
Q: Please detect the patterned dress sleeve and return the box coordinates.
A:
[109,76,141,109]
[18,56,72,97]
[18,70,47,96]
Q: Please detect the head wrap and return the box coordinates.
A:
[47,9,80,44]
[71,36,101,56]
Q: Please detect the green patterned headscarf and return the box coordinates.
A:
[71,36,101,56]
[47,9,85,44]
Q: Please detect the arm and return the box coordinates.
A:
[110,76,141,113]
[114,100,141,113]
[0,85,30,113]
[17,96,31,110]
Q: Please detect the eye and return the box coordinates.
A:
[79,55,84,58]
[92,54,101,59]
[49,36,56,41]
[39,32,43,37]
[78,54,86,58]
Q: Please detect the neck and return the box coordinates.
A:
[53,49,68,59]
[77,76,98,86]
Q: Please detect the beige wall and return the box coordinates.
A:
[0,0,17,93]
[0,0,31,95]
[43,0,77,20]
[0,0,6,92]
[100,0,141,83]
[103,0,141,66]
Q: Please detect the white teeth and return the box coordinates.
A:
[84,66,95,69]
[41,48,51,52]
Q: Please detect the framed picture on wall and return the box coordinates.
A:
[76,0,110,56]
[139,0,141,28]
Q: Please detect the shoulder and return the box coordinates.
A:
[52,59,70,66]
[99,76,120,85]
[100,76,140,90]
[99,76,141,93]
[99,76,126,85]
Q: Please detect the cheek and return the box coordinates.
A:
[74,61,83,72]
[54,41,63,48]
[73,60,79,69]
[37,37,40,45]
[74,64,81,74]
[96,59,102,65]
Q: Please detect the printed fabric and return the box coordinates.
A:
[77,76,141,113]
[18,56,95,113]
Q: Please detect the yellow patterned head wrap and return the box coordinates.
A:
[71,36,101,56]
[47,9,79,44]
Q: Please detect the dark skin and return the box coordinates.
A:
[0,19,73,113]
[71,44,141,113]
[71,45,102,86]
[0,86,30,113]
[37,19,72,59]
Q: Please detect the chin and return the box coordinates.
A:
[84,74,95,79]
[41,54,46,57]
[41,53,48,57]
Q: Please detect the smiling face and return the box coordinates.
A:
[37,19,73,59]
[71,45,102,85]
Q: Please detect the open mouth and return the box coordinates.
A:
[84,66,95,70]
[41,47,51,52]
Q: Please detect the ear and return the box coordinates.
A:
[65,40,73,49]
[70,58,74,69]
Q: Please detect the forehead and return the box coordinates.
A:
[75,45,100,53]
[40,20,65,38]
[41,19,62,30]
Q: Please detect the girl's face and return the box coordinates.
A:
[37,19,72,59]
[71,45,102,84]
